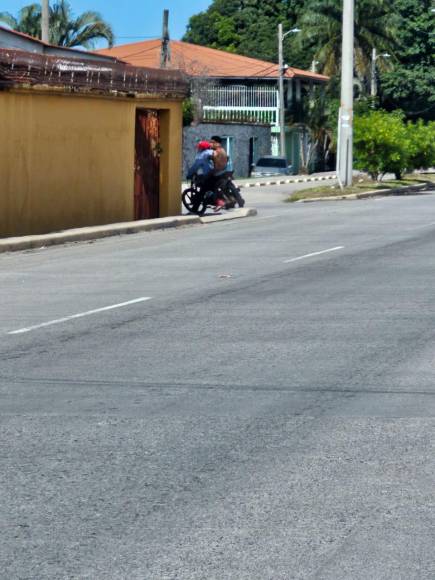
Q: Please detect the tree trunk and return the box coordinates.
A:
[299,129,308,174]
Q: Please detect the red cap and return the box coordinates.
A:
[197,140,211,151]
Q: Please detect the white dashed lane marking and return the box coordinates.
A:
[8,297,152,335]
[283,246,344,264]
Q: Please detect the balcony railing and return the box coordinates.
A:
[202,106,279,125]
[198,84,280,126]
[202,85,278,108]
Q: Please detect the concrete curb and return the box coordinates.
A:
[239,174,337,189]
[200,207,257,223]
[0,208,258,254]
[0,215,201,254]
[296,182,432,204]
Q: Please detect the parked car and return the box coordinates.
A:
[251,156,293,177]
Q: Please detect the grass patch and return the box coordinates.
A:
[287,174,435,202]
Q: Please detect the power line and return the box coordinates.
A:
[116,43,160,61]
[251,63,279,77]
[116,35,158,39]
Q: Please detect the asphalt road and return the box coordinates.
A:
[1,190,435,579]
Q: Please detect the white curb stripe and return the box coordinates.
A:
[283,246,344,264]
[8,297,152,335]
[237,174,337,189]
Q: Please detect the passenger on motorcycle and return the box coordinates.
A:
[210,136,245,208]
[209,136,229,176]
[186,140,225,211]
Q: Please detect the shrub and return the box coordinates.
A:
[182,98,194,127]
[354,110,411,180]
[407,120,435,171]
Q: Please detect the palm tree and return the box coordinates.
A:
[297,0,398,84]
[0,4,42,39]
[292,88,338,173]
[0,1,114,49]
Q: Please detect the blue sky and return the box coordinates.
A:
[2,0,213,42]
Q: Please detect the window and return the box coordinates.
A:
[221,136,234,159]
[220,136,235,171]
[271,135,280,157]
[256,157,287,168]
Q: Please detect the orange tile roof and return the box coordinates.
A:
[97,39,329,82]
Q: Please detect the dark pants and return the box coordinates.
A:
[198,174,220,203]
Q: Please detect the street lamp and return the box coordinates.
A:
[278,25,300,160]
[371,48,391,98]
[311,60,320,73]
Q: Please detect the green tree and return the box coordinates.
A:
[407,121,435,170]
[379,0,435,120]
[183,0,401,80]
[292,88,339,173]
[354,110,411,180]
[297,0,398,83]
[0,1,114,49]
[0,4,41,39]
[183,0,310,69]
[182,99,195,127]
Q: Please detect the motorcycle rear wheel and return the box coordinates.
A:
[226,182,245,208]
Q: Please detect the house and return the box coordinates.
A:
[98,40,329,177]
[0,24,115,62]
[0,29,189,238]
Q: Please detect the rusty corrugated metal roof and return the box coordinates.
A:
[0,48,189,98]
[0,25,121,63]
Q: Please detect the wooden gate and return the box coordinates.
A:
[134,109,160,220]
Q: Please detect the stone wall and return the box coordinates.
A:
[183,122,272,178]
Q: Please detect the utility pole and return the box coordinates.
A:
[41,0,49,43]
[337,0,354,187]
[278,23,287,160]
[160,9,170,69]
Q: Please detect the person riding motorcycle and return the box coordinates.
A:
[209,136,245,208]
[209,136,229,176]
[186,141,226,211]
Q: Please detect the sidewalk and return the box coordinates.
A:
[182,171,337,191]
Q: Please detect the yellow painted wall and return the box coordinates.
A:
[0,90,184,237]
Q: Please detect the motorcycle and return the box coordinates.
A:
[182,173,245,216]
[219,172,245,209]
